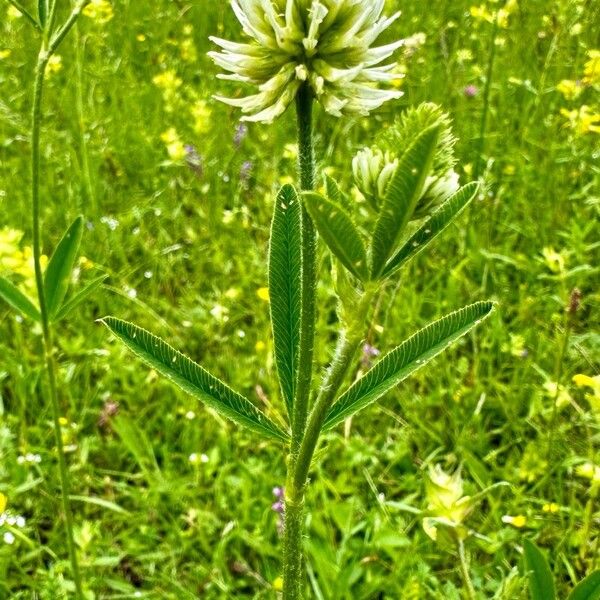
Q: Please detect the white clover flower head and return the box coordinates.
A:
[352,146,398,207]
[209,0,405,123]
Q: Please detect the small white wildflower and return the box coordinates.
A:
[16,516,25,528]
[185,410,196,420]
[209,0,405,123]
[100,216,119,231]
[189,452,209,465]
[17,453,42,465]
[144,270,153,279]
[3,531,15,545]
[210,304,229,322]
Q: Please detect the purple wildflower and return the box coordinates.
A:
[361,343,380,368]
[464,85,478,98]
[239,160,253,186]
[184,144,203,177]
[234,123,248,148]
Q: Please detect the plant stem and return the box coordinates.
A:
[31,50,85,600]
[474,17,498,180]
[292,83,316,449]
[293,289,374,491]
[546,300,573,467]
[283,82,317,600]
[282,478,305,600]
[283,288,373,599]
[74,22,96,211]
[6,0,42,30]
[457,538,476,600]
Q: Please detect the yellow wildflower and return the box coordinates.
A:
[152,70,182,110]
[257,287,270,303]
[7,5,22,18]
[542,503,559,513]
[272,576,284,591]
[502,514,526,528]
[283,144,298,161]
[457,49,474,63]
[575,462,600,484]
[556,79,583,101]
[82,0,114,24]
[255,341,266,352]
[573,374,600,412]
[471,1,516,28]
[470,5,495,23]
[0,493,6,513]
[543,381,572,409]
[0,228,22,261]
[160,128,186,162]
[180,37,197,63]
[0,50,11,60]
[583,50,600,86]
[136,34,146,42]
[46,55,62,76]
[190,100,212,135]
[560,106,600,135]
[542,247,565,274]
[570,23,583,36]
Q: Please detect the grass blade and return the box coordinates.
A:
[53,275,108,322]
[370,125,440,278]
[0,276,41,322]
[44,216,84,319]
[303,192,368,280]
[324,301,495,430]
[269,184,302,418]
[568,571,600,600]
[382,182,479,278]
[523,539,556,600]
[101,317,288,442]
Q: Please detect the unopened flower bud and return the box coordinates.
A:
[352,147,398,207]
[416,168,460,218]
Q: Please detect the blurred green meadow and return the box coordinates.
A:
[0,0,599,598]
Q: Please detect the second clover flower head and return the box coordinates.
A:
[209,0,405,123]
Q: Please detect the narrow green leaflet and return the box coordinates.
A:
[370,125,440,278]
[0,277,41,322]
[324,301,495,430]
[53,275,108,322]
[303,192,368,281]
[523,539,556,600]
[38,0,48,26]
[101,317,288,442]
[269,184,302,417]
[568,571,600,600]
[44,216,84,319]
[324,174,352,212]
[382,182,479,278]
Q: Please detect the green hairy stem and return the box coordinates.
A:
[28,7,89,597]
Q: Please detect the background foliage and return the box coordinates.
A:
[0,0,598,597]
